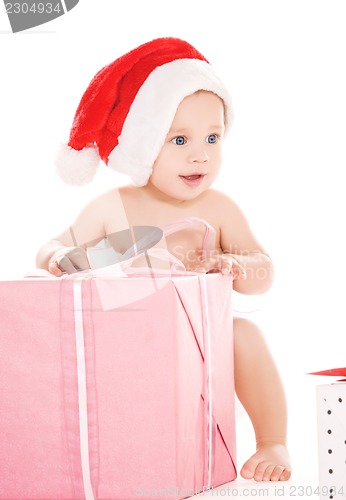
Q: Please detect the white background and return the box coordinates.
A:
[1,0,346,490]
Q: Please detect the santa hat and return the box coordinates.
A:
[56,37,233,186]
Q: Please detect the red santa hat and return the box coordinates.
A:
[56,37,233,186]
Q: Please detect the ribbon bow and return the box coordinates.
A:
[310,367,346,382]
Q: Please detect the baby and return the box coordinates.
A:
[37,38,291,482]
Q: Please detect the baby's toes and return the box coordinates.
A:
[280,468,292,481]
[269,465,287,481]
[253,461,272,482]
[240,458,257,479]
[261,464,277,481]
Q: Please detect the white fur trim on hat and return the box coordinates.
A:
[55,144,100,185]
[108,58,232,187]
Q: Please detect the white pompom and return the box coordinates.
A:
[55,143,100,185]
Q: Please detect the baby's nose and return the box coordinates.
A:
[188,146,209,163]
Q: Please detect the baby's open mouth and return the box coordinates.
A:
[179,174,205,187]
[179,174,204,180]
[180,174,202,181]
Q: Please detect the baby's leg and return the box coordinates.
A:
[234,317,291,481]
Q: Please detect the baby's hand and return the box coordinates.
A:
[193,254,246,279]
[49,246,90,276]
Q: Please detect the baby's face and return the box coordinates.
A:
[148,91,225,201]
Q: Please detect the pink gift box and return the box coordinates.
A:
[0,270,236,499]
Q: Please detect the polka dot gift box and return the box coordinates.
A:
[313,368,346,500]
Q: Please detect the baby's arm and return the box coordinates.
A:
[218,192,273,294]
[36,192,111,275]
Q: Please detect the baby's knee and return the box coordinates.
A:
[234,317,261,336]
[233,317,265,348]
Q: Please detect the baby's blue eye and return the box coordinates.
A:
[206,134,218,144]
[172,136,186,145]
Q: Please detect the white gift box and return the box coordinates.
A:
[316,383,346,500]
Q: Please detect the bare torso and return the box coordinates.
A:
[49,182,267,285]
[104,185,224,270]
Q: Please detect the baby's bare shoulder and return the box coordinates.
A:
[78,187,133,234]
[201,189,251,240]
[90,185,137,207]
[83,187,119,205]
[203,188,240,215]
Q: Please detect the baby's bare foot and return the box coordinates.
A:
[240,443,291,482]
